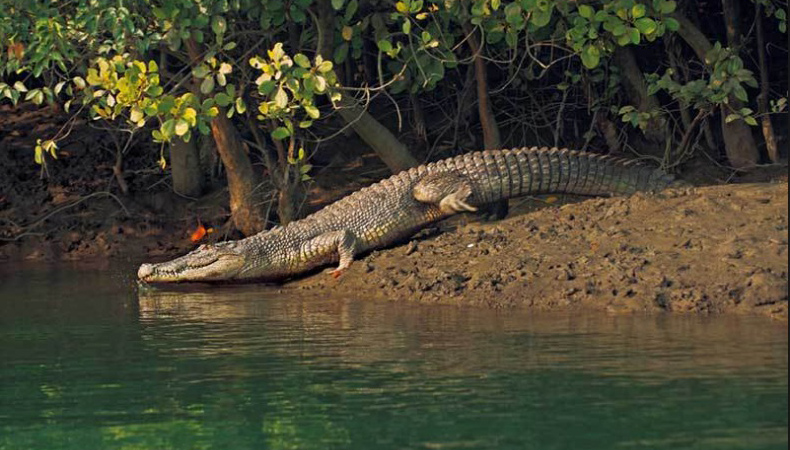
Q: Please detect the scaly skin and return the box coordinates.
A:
[137,147,677,283]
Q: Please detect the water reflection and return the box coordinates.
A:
[0,265,786,450]
[137,287,787,381]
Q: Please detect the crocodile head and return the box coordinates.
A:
[138,241,248,283]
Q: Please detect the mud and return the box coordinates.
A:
[291,182,788,320]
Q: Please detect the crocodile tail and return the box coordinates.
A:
[446,147,676,204]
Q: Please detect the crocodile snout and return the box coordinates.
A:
[137,263,154,281]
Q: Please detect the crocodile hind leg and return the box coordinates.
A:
[301,229,359,278]
[413,172,478,214]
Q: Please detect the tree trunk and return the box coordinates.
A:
[611,46,664,143]
[462,24,508,219]
[755,3,779,162]
[169,138,204,197]
[463,24,501,150]
[185,39,265,235]
[670,12,758,168]
[335,96,420,171]
[314,0,419,173]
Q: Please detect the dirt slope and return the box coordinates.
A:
[291,182,788,319]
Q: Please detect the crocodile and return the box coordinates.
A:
[137,146,677,284]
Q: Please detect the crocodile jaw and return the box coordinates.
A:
[138,245,247,283]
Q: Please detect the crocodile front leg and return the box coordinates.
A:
[413,172,479,214]
[301,229,359,278]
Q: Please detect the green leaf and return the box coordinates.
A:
[162,119,176,140]
[733,84,748,102]
[158,97,176,114]
[580,45,600,69]
[664,17,679,31]
[659,0,677,14]
[304,104,320,119]
[215,92,232,107]
[235,97,246,114]
[611,20,628,35]
[294,53,311,68]
[317,60,333,73]
[505,29,518,47]
[271,127,290,140]
[377,40,393,52]
[200,76,215,94]
[744,116,757,126]
[647,83,660,96]
[332,0,344,10]
[211,16,227,36]
[290,5,306,22]
[531,8,552,27]
[628,27,641,44]
[334,42,350,64]
[578,5,594,19]
[258,80,276,95]
[635,17,657,35]
[505,2,522,19]
[345,0,358,20]
[631,4,646,19]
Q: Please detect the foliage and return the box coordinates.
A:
[644,42,760,125]
[250,43,341,142]
[0,0,787,178]
[566,0,679,69]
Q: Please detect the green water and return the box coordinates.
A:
[0,264,787,450]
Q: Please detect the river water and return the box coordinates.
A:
[0,263,787,449]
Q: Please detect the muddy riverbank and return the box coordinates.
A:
[289,182,788,319]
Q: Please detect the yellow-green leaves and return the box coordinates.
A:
[250,45,340,141]
[274,87,288,108]
[294,53,311,68]
[34,139,58,165]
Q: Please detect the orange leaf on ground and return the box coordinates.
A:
[190,224,207,243]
